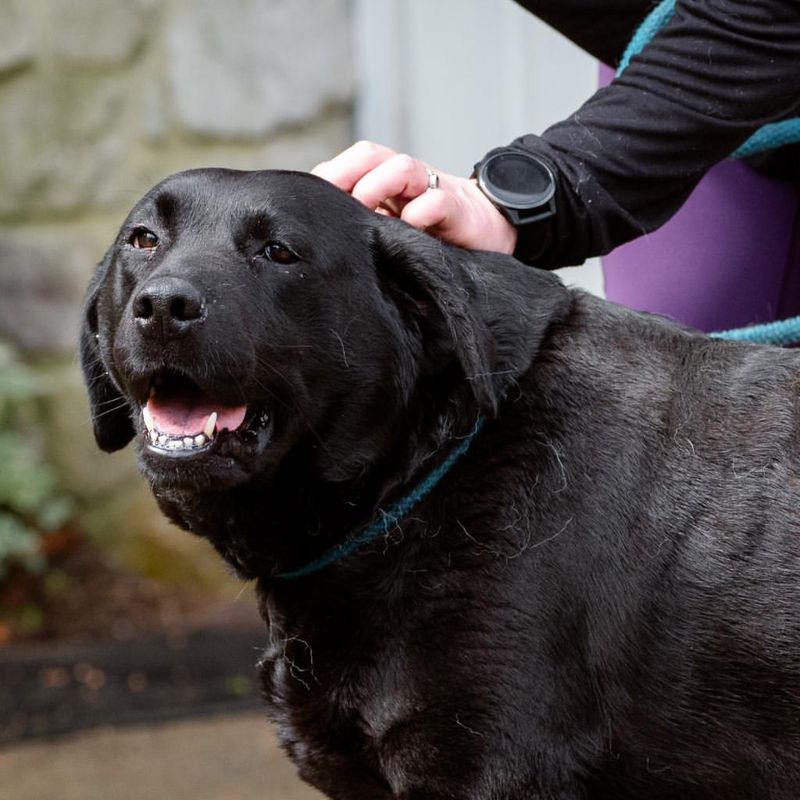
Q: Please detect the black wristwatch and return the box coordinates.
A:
[473,147,556,226]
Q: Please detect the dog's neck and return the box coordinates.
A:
[274,418,485,579]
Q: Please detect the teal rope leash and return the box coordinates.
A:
[620,0,800,345]
[617,0,800,159]
[276,419,485,579]
[617,0,674,74]
[711,316,800,346]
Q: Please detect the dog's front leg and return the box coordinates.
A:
[396,782,587,800]
[378,719,590,800]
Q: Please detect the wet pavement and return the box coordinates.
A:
[0,712,325,800]
[0,620,326,800]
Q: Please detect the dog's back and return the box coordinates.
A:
[261,292,800,799]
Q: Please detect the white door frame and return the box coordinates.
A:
[352,0,604,294]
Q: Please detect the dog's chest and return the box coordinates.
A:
[258,599,418,791]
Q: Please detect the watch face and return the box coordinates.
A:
[482,151,554,209]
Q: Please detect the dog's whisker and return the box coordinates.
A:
[80,353,104,368]
[90,395,130,408]
[88,399,130,420]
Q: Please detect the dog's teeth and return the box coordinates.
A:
[149,386,156,398]
[203,411,218,439]
[142,405,155,433]
[147,428,212,451]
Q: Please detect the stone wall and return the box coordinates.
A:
[0,0,353,353]
[0,0,354,586]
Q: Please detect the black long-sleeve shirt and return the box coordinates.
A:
[505,0,800,267]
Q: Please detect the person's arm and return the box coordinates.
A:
[511,0,800,266]
[315,0,800,266]
[511,0,649,66]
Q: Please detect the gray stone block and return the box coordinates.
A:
[0,74,129,217]
[49,0,157,67]
[0,224,110,355]
[167,0,353,139]
[0,0,34,74]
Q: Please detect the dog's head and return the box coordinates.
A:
[81,168,568,519]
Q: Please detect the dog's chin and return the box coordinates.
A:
[137,415,276,491]
[138,420,273,491]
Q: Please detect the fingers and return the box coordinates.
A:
[312,141,517,254]
[351,153,432,212]
[312,141,433,216]
[311,141,398,192]
[400,187,452,232]
[402,180,518,254]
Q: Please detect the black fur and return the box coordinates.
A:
[81,168,800,799]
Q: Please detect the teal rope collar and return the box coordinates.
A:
[618,0,800,159]
[276,419,485,579]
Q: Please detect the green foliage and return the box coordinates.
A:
[0,343,73,580]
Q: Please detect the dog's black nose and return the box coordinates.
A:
[133,277,205,339]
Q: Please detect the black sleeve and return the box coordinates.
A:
[502,0,800,268]
[511,0,650,65]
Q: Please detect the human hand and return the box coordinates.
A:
[311,141,518,255]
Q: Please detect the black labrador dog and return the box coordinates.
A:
[81,168,800,799]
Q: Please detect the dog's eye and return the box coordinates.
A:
[263,242,298,265]
[130,228,159,250]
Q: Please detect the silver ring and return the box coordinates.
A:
[425,168,440,191]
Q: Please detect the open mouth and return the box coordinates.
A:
[140,370,269,455]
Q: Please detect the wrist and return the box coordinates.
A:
[467,179,517,255]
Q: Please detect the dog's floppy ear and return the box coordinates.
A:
[79,254,135,452]
[371,217,571,415]
[372,219,500,414]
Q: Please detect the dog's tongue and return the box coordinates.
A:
[146,394,247,436]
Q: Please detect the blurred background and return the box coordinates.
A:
[0,0,597,797]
